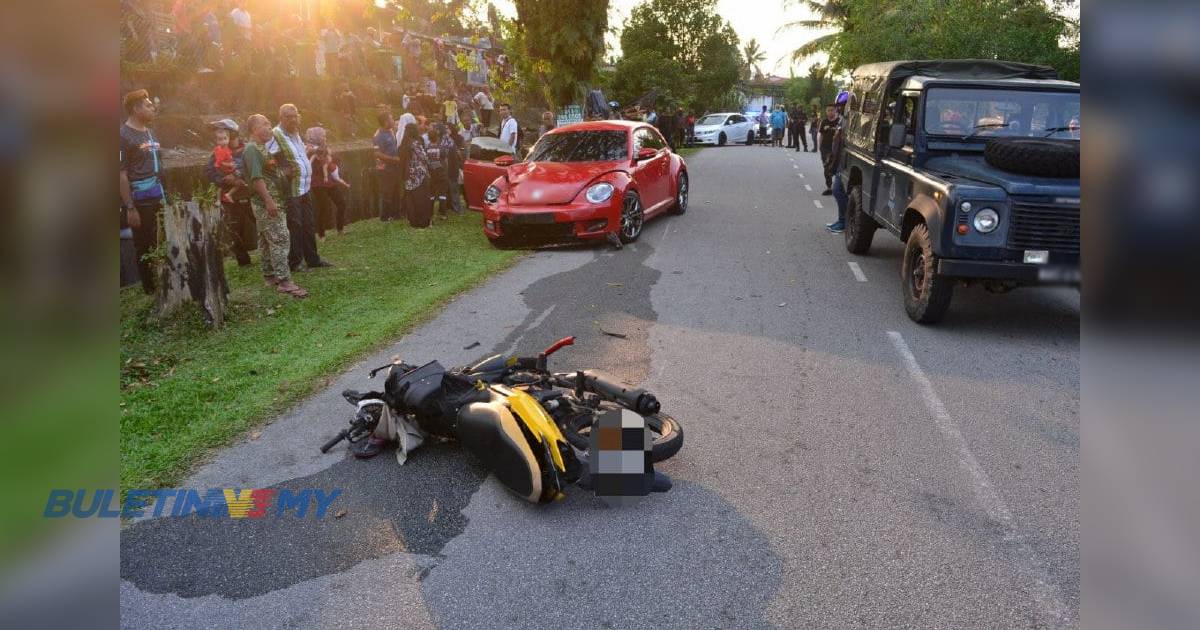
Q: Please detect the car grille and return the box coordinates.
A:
[1007,202,1080,254]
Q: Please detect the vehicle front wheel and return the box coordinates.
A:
[670,172,688,215]
[844,185,878,255]
[619,191,644,243]
[717,132,726,147]
[901,223,954,323]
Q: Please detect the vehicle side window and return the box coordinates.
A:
[902,97,917,135]
[640,128,665,150]
[731,115,746,124]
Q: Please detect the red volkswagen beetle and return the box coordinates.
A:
[466,120,688,247]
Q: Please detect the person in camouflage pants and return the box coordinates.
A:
[243,114,308,298]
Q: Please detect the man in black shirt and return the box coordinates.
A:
[819,105,840,194]
[119,89,164,294]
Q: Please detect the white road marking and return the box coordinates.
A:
[798,173,805,178]
[847,261,867,282]
[886,331,1072,628]
[813,199,823,208]
[792,164,799,169]
[804,184,813,192]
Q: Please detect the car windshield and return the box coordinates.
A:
[525,130,628,162]
[697,115,727,126]
[924,87,1080,140]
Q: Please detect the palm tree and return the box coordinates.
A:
[742,38,767,79]
[777,0,851,66]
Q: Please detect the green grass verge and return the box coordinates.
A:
[676,146,705,159]
[120,213,521,492]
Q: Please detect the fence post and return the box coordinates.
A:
[155,199,229,328]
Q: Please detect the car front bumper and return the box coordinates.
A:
[483,197,621,243]
[938,259,1081,285]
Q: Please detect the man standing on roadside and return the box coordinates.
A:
[791,106,809,152]
[268,103,333,271]
[243,114,307,298]
[473,86,494,129]
[771,105,787,148]
[819,104,840,194]
[204,118,254,266]
[373,109,403,221]
[119,89,164,295]
[498,102,518,155]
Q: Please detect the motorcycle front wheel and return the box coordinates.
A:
[563,410,684,463]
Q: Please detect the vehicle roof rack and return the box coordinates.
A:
[851,59,1059,81]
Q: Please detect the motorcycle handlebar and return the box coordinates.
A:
[319,429,350,453]
[553,369,661,415]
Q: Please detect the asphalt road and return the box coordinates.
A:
[121,143,1080,629]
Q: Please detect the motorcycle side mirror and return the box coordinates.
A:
[493,155,515,167]
[888,123,906,148]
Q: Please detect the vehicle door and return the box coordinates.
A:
[875,93,919,230]
[631,128,669,209]
[846,77,887,226]
[462,136,514,211]
[729,114,749,142]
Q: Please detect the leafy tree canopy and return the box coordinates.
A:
[612,0,743,112]
[785,0,1079,82]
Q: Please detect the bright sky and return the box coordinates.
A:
[490,0,829,77]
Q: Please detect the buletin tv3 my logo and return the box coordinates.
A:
[44,488,342,519]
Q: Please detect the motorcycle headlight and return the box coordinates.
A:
[973,208,999,233]
[585,182,615,204]
[484,185,501,205]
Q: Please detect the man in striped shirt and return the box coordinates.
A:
[268,103,333,271]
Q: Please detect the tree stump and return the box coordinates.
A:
[155,199,229,328]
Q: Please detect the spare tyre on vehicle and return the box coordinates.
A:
[984,137,1079,179]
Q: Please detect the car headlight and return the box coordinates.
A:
[484,185,500,204]
[973,208,999,233]
[585,182,614,204]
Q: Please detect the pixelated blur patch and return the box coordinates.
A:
[590,408,654,497]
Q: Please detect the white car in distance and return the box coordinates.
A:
[691,112,756,146]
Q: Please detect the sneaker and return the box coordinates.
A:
[825,221,838,229]
[827,222,845,233]
[354,437,388,459]
[822,189,833,196]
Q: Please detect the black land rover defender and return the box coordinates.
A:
[837,60,1080,323]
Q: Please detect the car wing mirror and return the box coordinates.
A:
[634,147,657,162]
[493,155,514,167]
[888,123,907,148]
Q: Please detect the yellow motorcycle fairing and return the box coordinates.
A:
[492,385,568,474]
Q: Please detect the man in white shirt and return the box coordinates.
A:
[229,1,252,41]
[498,103,518,154]
[267,103,331,270]
[474,87,494,128]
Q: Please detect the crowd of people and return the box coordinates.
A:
[118,80,531,299]
[121,0,510,87]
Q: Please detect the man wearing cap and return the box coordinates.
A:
[119,89,164,294]
[243,114,307,298]
[267,103,333,271]
[205,118,255,266]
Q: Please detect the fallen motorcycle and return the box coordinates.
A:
[319,336,684,503]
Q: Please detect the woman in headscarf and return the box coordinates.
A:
[398,122,433,228]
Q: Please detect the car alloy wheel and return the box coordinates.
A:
[718,132,726,146]
[671,173,688,215]
[620,192,644,243]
